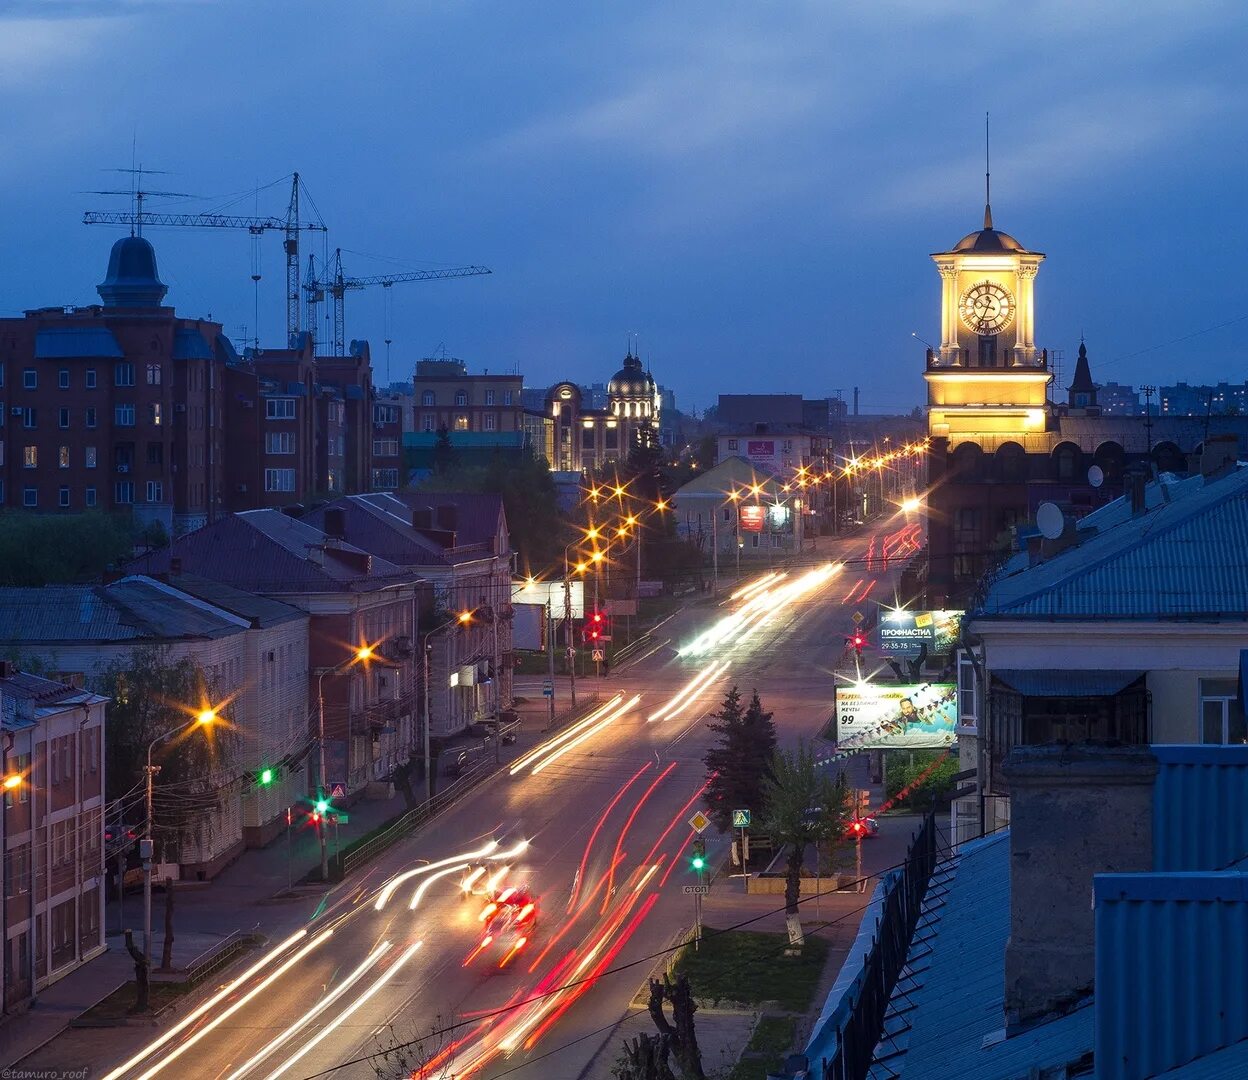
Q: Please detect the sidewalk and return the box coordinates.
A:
[0,704,555,1069]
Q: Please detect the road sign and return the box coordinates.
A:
[330,783,346,798]
[327,813,350,825]
[688,810,710,834]
[682,884,710,896]
[598,635,613,642]
[565,646,576,660]
[542,679,554,698]
[732,809,751,828]
[852,610,864,625]
[591,648,605,662]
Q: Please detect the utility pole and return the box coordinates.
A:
[1142,385,1156,455]
[546,599,556,726]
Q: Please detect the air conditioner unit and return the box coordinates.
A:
[11,407,22,417]
[175,404,187,413]
[236,484,248,494]
[241,400,254,409]
[117,464,130,473]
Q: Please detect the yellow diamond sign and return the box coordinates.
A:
[688,811,710,834]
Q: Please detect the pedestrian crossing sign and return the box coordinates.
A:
[732,809,750,828]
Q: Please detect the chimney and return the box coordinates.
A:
[170,556,182,576]
[324,507,346,540]
[412,507,434,530]
[0,659,13,680]
[1199,433,1238,479]
[1124,469,1147,514]
[1002,744,1157,1031]
[436,505,457,532]
[853,386,860,416]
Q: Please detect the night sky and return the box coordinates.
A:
[2,1,1246,413]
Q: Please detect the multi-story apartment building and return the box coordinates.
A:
[1,667,107,1013]
[412,359,523,435]
[0,235,231,534]
[130,511,423,798]
[370,395,405,490]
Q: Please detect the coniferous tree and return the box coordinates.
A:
[703,686,776,836]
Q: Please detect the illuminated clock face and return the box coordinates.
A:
[959,281,1015,336]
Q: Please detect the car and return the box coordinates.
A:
[463,886,538,970]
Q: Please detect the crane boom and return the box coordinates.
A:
[335,265,492,290]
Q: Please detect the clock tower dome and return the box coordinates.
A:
[924,198,1052,450]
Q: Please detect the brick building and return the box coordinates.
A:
[1,668,107,1013]
[411,358,522,436]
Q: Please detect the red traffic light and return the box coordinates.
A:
[592,611,604,623]
[850,819,866,835]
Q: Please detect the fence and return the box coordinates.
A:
[818,810,941,1080]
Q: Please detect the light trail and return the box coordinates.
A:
[842,578,865,603]
[460,866,487,893]
[528,695,640,775]
[508,694,624,775]
[373,839,500,911]
[530,851,626,974]
[99,929,310,1080]
[260,940,424,1079]
[129,929,335,1080]
[409,863,470,910]
[604,762,677,912]
[568,763,652,911]
[728,570,782,601]
[220,941,392,1080]
[646,660,729,723]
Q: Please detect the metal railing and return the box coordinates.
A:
[180,929,263,987]
[819,810,941,1080]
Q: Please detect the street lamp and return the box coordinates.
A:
[315,644,375,881]
[422,612,473,804]
[144,708,216,973]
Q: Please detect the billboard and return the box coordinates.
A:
[833,683,956,750]
[512,579,584,619]
[876,609,963,658]
[738,505,765,532]
[747,440,775,457]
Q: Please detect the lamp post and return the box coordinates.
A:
[144,708,215,974]
[422,611,473,804]
[315,644,375,881]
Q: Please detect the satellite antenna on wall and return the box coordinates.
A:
[1036,502,1065,540]
[1087,465,1104,489]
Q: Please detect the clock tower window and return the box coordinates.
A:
[977,335,997,369]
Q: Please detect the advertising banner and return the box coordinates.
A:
[875,608,963,657]
[738,505,765,532]
[747,440,775,457]
[833,683,957,750]
[512,579,584,619]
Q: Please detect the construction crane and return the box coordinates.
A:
[83,174,328,340]
[304,247,491,357]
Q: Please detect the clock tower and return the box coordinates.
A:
[924,199,1051,450]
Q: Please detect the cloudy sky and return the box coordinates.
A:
[1,1,1245,412]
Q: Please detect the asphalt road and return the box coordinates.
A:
[94,520,915,1080]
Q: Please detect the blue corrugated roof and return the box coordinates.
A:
[172,329,214,360]
[1153,745,1248,873]
[975,467,1248,620]
[868,833,1093,1080]
[993,669,1144,697]
[34,327,123,359]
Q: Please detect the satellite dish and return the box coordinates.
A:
[1087,465,1104,489]
[1036,502,1064,540]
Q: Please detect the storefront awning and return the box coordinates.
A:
[992,669,1145,697]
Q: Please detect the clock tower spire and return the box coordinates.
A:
[984,111,993,230]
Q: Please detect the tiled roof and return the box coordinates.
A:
[975,466,1248,620]
[0,670,90,703]
[869,833,1094,1080]
[34,327,124,359]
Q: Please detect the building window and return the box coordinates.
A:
[727,439,739,451]
[85,447,97,469]
[504,389,513,406]
[23,446,36,468]
[423,414,434,432]
[115,404,135,426]
[264,468,296,492]
[86,368,97,389]
[977,335,997,368]
[372,438,398,457]
[22,407,36,429]
[146,362,161,385]
[85,407,97,429]
[371,468,399,489]
[22,368,36,390]
[58,486,70,508]
[149,402,162,426]
[146,480,163,503]
[266,398,296,420]
[455,415,469,431]
[421,390,435,406]
[485,389,495,406]
[85,486,97,507]
[23,487,37,507]
[58,446,69,469]
[58,369,69,389]
[146,442,163,466]
[114,481,134,504]
[337,435,344,457]
[958,654,977,723]
[114,362,134,387]
[373,404,398,424]
[1200,679,1247,744]
[484,414,496,432]
[58,407,69,429]
[782,440,793,453]
[454,390,467,407]
[266,431,295,454]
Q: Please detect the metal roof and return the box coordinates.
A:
[975,467,1248,620]
[992,669,1144,697]
[868,833,1094,1080]
[171,328,214,360]
[1153,745,1248,873]
[34,327,123,359]
[672,455,788,496]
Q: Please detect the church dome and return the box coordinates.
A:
[608,352,655,396]
[951,226,1026,254]
[98,235,168,308]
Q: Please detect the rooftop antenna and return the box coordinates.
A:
[984,111,993,230]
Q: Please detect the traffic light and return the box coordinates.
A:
[259,767,274,786]
[585,609,606,644]
[849,630,867,655]
[849,819,867,838]
[690,837,706,872]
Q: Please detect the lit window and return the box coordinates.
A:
[150,403,162,426]
[455,415,469,431]
[85,447,97,469]
[23,446,37,468]
[58,446,69,469]
[146,363,161,385]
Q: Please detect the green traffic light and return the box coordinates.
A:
[691,856,705,871]
[315,798,329,814]
[259,768,274,785]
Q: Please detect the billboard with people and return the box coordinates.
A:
[833,682,957,749]
[875,608,963,658]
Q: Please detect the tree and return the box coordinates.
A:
[613,1033,677,1080]
[431,426,456,476]
[703,688,777,842]
[761,742,852,948]
[646,973,706,1080]
[0,511,134,586]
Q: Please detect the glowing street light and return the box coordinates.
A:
[900,496,923,513]
[3,773,21,791]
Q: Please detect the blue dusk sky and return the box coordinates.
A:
[1,1,1245,413]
